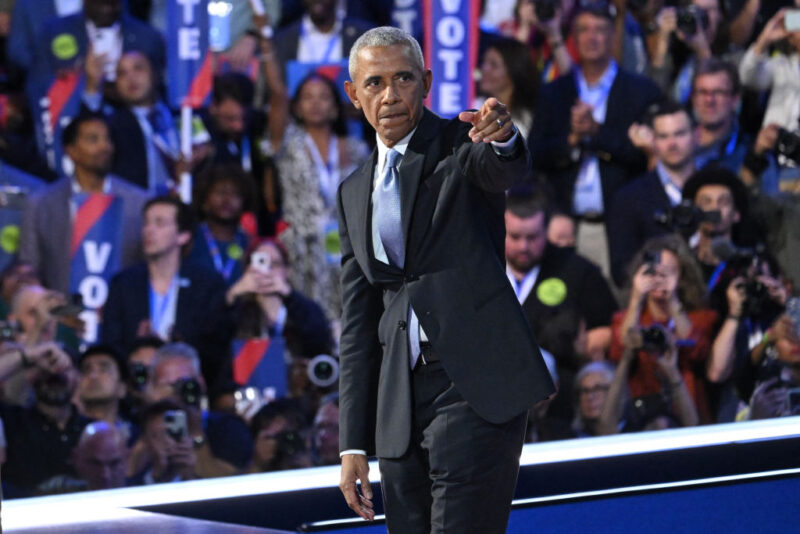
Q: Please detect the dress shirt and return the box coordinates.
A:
[573,60,618,215]
[296,15,343,63]
[506,265,540,305]
[655,162,684,207]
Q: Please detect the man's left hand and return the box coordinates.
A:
[458,97,515,144]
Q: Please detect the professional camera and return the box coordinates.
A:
[676,5,709,35]
[173,377,202,407]
[654,199,720,235]
[775,128,800,165]
[0,320,19,341]
[639,324,670,354]
[307,354,339,388]
[535,0,560,22]
[710,238,776,318]
[129,362,149,391]
[737,278,770,317]
[50,293,83,317]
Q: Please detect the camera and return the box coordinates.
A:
[129,362,149,391]
[534,0,560,22]
[676,5,709,36]
[173,377,202,407]
[0,320,19,341]
[640,324,670,354]
[307,354,339,388]
[736,278,770,318]
[163,410,188,442]
[654,199,720,236]
[775,128,800,165]
[711,239,777,319]
[50,293,83,318]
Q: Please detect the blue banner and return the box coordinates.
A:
[69,194,123,344]
[34,72,85,175]
[233,337,288,398]
[423,0,479,118]
[166,0,212,109]
[392,0,423,43]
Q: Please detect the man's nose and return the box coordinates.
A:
[381,83,399,104]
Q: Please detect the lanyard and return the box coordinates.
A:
[300,21,341,63]
[304,133,340,207]
[201,223,238,281]
[227,137,252,172]
[708,261,727,292]
[149,277,178,338]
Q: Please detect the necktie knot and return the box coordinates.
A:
[385,149,401,171]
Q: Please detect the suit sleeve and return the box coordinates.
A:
[336,186,383,455]
[529,82,577,172]
[463,125,532,193]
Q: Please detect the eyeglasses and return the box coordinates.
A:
[579,384,610,396]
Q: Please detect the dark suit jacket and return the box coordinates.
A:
[607,171,672,286]
[102,262,234,393]
[18,175,147,294]
[529,68,662,215]
[337,110,555,458]
[107,105,175,191]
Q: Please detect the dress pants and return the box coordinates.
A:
[378,360,528,534]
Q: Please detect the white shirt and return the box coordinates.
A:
[655,162,684,207]
[55,0,82,17]
[573,60,618,215]
[506,265,540,305]
[296,15,343,63]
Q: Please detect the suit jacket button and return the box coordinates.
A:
[398,320,407,330]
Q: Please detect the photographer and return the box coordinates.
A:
[512,0,574,79]
[610,234,717,423]
[128,343,253,481]
[132,400,198,485]
[227,239,333,364]
[599,327,699,434]
[248,398,312,473]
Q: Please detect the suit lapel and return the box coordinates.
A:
[344,150,376,268]
[400,110,440,255]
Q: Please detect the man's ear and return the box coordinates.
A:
[177,231,192,247]
[733,210,740,224]
[344,80,361,110]
[422,69,432,98]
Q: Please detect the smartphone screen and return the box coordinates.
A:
[164,410,188,442]
[785,10,800,31]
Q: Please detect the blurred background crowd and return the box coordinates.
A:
[0,0,799,500]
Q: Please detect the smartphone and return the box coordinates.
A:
[643,250,661,275]
[785,9,800,31]
[164,410,188,442]
[50,293,83,317]
[251,251,271,274]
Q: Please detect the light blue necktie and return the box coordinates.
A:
[374,149,404,267]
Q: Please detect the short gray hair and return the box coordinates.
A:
[348,26,425,80]
[152,342,201,376]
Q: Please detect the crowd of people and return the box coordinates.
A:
[0,0,798,499]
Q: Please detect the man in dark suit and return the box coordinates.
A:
[608,101,697,287]
[337,27,554,533]
[529,4,661,279]
[102,196,233,397]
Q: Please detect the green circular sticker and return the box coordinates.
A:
[0,225,19,253]
[536,277,567,307]
[52,33,78,61]
[325,228,341,256]
[227,243,243,260]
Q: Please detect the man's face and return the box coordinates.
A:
[116,53,155,107]
[505,211,547,273]
[141,204,188,258]
[78,354,124,404]
[344,44,432,148]
[146,357,199,405]
[73,430,128,490]
[66,120,113,177]
[303,0,337,26]
[578,372,610,421]
[694,184,739,236]
[313,402,339,465]
[653,112,695,170]
[691,73,738,131]
[210,98,245,139]
[84,0,123,28]
[574,13,613,65]
[203,179,244,224]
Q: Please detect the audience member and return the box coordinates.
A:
[610,234,717,423]
[132,399,197,484]
[530,4,661,278]
[546,211,577,248]
[0,342,91,497]
[572,361,615,437]
[124,336,165,414]
[0,261,39,319]
[265,72,369,319]
[610,101,697,286]
[505,193,617,421]
[19,114,147,295]
[188,164,256,288]
[511,0,574,81]
[477,38,538,139]
[248,398,311,472]
[75,345,129,430]
[72,420,130,491]
[102,196,234,394]
[312,392,339,466]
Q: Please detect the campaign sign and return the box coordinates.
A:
[69,194,123,344]
[233,337,288,398]
[392,0,423,43]
[35,72,85,175]
[166,0,212,109]
[423,0,479,117]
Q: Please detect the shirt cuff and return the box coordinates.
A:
[340,449,367,457]
[490,125,519,156]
